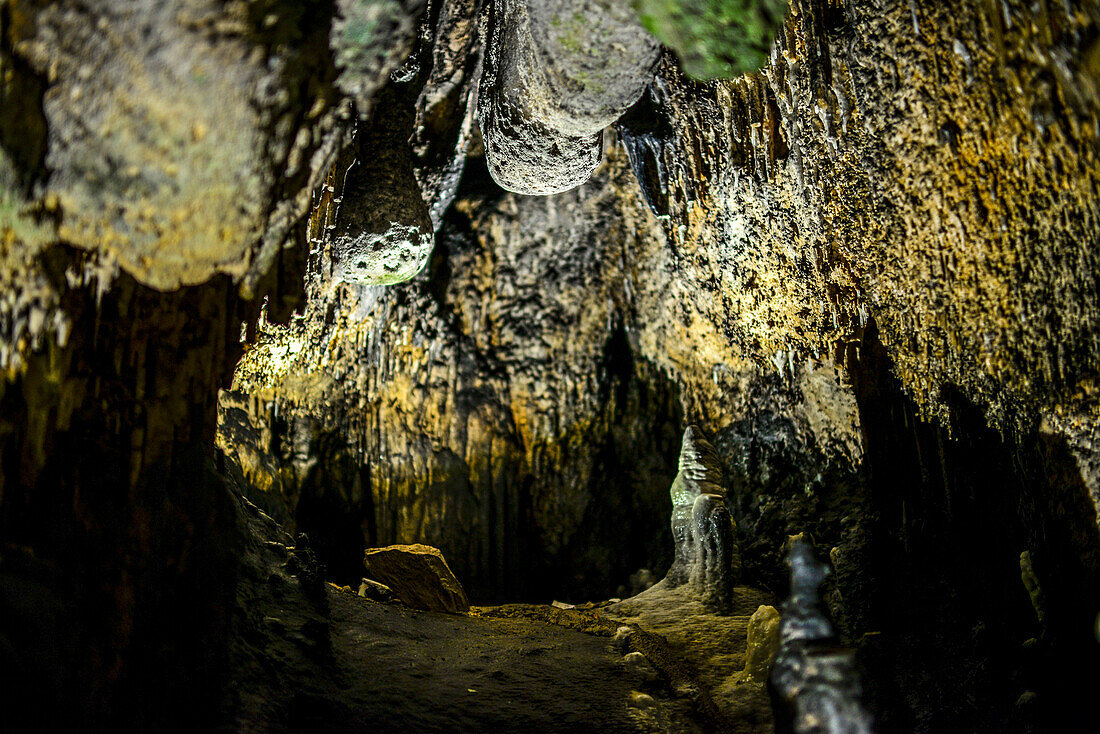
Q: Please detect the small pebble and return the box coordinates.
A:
[613,625,632,653]
[629,692,655,709]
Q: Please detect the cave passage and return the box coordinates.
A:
[2,1,1100,733]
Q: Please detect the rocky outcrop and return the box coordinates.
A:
[0,0,347,293]
[363,543,470,612]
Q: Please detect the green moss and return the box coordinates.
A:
[633,0,788,79]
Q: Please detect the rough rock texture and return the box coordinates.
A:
[331,0,427,118]
[607,578,779,730]
[222,148,688,600]
[0,0,423,728]
[602,438,780,731]
[771,537,873,733]
[411,0,483,228]
[478,0,660,193]
[1,0,346,292]
[363,542,471,612]
[223,1,1100,730]
[329,86,436,285]
[2,0,1100,732]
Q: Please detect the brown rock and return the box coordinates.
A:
[363,544,470,613]
[740,605,781,684]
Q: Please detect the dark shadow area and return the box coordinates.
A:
[848,321,1100,733]
[538,326,682,603]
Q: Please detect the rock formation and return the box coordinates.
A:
[740,604,782,684]
[664,425,741,609]
[363,542,470,612]
[1,0,1099,731]
[771,536,873,734]
[329,88,436,285]
[478,0,660,193]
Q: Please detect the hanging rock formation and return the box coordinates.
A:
[478,0,660,193]
[329,88,436,286]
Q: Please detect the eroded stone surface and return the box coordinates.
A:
[364,543,471,613]
[478,0,659,193]
[3,0,345,290]
[329,89,435,285]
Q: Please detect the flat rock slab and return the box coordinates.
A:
[364,544,470,613]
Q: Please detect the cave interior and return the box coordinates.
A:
[1,0,1099,732]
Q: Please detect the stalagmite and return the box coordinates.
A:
[662,425,741,608]
[771,536,873,734]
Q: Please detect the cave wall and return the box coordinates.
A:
[0,0,355,727]
[222,153,693,600]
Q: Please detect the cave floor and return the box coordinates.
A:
[227,577,775,733]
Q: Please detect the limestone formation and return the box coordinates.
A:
[740,604,781,684]
[411,0,483,228]
[772,537,873,733]
[690,493,739,611]
[330,89,435,285]
[478,0,660,193]
[3,1,1100,731]
[0,0,346,291]
[363,543,471,613]
[665,426,741,608]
